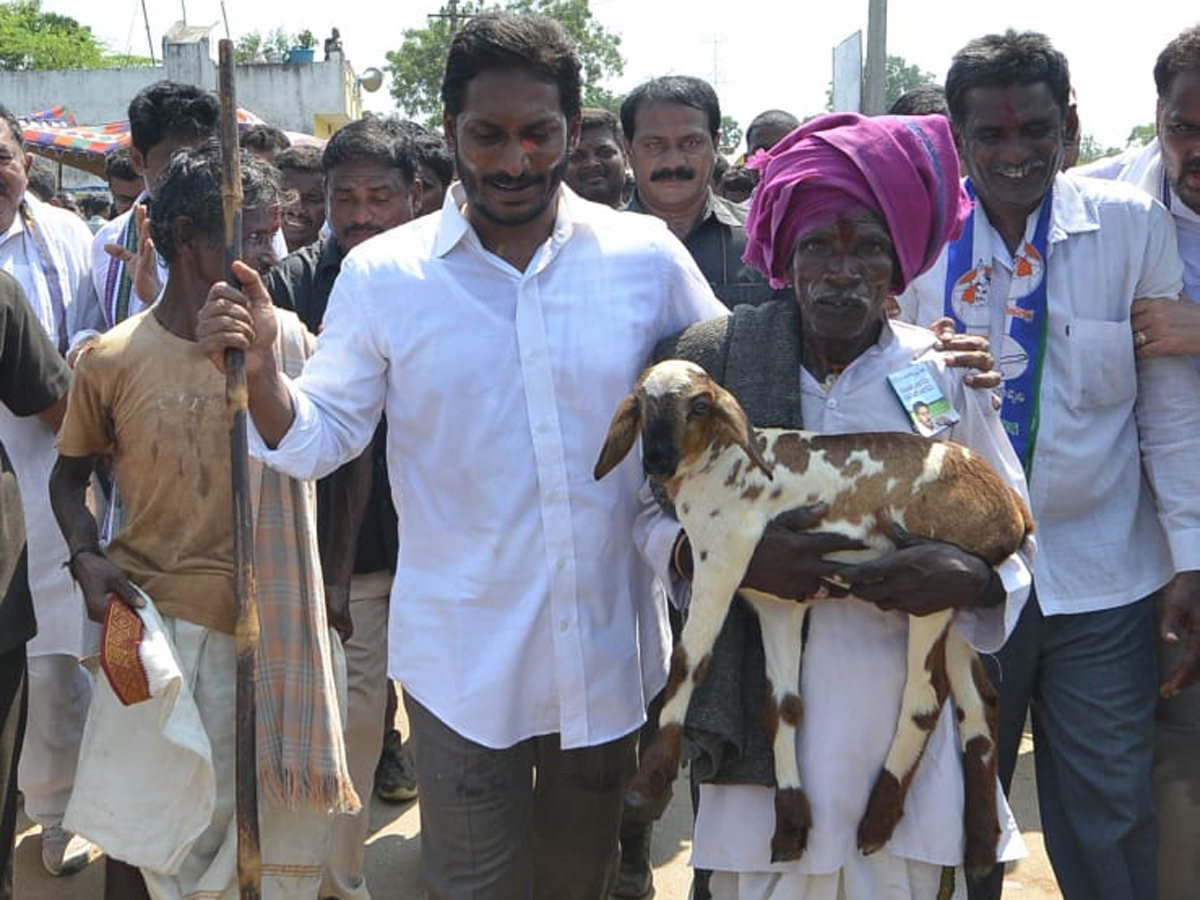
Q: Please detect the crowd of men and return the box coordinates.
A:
[0,13,1197,900]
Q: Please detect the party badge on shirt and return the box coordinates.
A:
[887,362,959,438]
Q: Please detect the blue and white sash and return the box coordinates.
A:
[942,180,1051,473]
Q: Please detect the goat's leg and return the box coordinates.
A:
[945,630,1000,877]
[858,610,954,855]
[746,596,812,863]
[629,541,755,802]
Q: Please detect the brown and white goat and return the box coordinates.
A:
[594,359,1033,871]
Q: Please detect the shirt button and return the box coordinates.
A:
[826,398,838,409]
[559,620,569,632]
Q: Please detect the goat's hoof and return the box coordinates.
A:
[857,770,904,856]
[962,833,999,878]
[770,787,812,863]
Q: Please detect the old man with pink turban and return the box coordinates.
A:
[650,112,1034,900]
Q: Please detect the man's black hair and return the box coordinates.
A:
[744,109,799,149]
[945,30,1071,127]
[1154,25,1200,98]
[887,85,949,118]
[580,107,623,146]
[0,104,23,152]
[127,80,220,157]
[80,193,111,218]
[240,124,291,154]
[620,75,721,142]
[322,118,417,185]
[149,140,282,265]
[275,145,324,174]
[441,12,581,121]
[105,148,139,182]
[25,156,56,202]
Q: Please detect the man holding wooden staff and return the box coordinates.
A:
[48,142,354,900]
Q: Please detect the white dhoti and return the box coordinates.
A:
[67,607,334,900]
[708,852,967,900]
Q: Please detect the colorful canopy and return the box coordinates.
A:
[18,107,322,177]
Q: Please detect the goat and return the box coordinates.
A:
[594,359,1033,872]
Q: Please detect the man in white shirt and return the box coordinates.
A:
[899,30,1200,900]
[0,104,98,877]
[196,12,727,899]
[1074,26,1200,900]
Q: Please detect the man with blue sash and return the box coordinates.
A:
[898,30,1200,900]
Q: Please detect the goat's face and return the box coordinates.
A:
[594,360,772,483]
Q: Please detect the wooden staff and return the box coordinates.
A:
[218,38,262,900]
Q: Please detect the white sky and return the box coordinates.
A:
[41,0,1197,150]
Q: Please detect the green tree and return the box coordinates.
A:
[1126,123,1155,148]
[825,54,939,112]
[718,114,741,155]
[884,55,938,108]
[385,0,624,129]
[235,28,294,64]
[0,0,148,70]
[1076,134,1121,165]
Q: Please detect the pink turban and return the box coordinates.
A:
[742,112,971,292]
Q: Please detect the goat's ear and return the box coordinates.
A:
[594,393,641,480]
[711,386,773,480]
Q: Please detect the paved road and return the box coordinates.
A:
[14,729,1062,899]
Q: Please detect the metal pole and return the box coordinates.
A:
[864,0,887,114]
[140,0,156,66]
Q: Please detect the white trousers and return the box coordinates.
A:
[708,853,967,900]
[319,573,392,900]
[18,653,91,827]
[141,620,332,900]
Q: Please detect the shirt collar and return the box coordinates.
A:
[707,192,745,228]
[1045,173,1100,242]
[432,181,576,260]
[627,188,731,232]
[317,236,346,273]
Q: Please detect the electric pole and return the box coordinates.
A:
[429,0,467,32]
[863,0,887,114]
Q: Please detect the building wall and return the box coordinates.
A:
[0,35,361,135]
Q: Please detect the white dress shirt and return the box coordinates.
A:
[0,194,97,658]
[898,173,1200,615]
[691,322,1031,875]
[254,184,728,749]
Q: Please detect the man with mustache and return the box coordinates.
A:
[1074,25,1200,900]
[264,115,421,900]
[196,13,728,898]
[622,75,785,308]
[899,30,1200,900]
[620,75,785,898]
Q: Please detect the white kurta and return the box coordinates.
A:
[0,194,98,658]
[690,322,1031,879]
